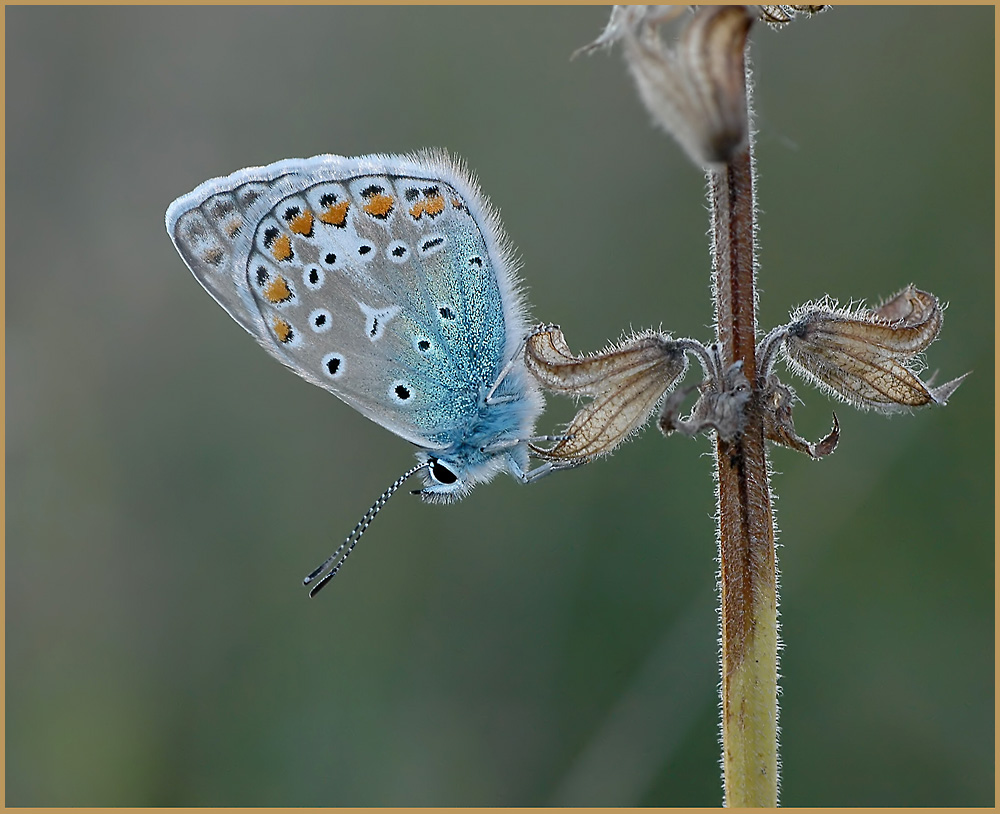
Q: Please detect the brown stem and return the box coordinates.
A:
[710,136,780,803]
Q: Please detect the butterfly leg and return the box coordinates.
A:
[481,432,571,456]
[485,323,561,405]
[510,456,584,484]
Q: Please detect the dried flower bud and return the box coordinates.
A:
[755,5,827,26]
[524,326,688,465]
[659,354,751,443]
[781,285,966,413]
[582,5,754,168]
[761,375,839,458]
[870,284,939,334]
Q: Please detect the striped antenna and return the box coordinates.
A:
[303,461,431,597]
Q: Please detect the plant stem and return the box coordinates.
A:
[709,91,780,805]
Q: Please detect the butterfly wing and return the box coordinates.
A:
[167,152,532,451]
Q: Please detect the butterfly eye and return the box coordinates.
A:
[430,459,458,485]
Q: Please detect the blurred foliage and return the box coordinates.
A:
[6,6,993,806]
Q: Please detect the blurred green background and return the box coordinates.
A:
[6,6,993,807]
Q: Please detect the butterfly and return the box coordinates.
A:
[166,151,559,594]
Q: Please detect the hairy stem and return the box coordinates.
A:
[710,83,780,805]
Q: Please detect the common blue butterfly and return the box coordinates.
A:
[166,151,556,594]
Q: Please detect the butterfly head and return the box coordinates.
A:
[413,455,481,503]
[413,446,520,504]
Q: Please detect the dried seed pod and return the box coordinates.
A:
[525,326,688,465]
[870,285,941,346]
[782,286,966,413]
[755,5,827,26]
[581,5,754,167]
[761,376,840,458]
[659,353,751,443]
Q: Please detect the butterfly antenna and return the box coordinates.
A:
[302,461,431,597]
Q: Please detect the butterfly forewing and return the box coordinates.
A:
[168,154,516,451]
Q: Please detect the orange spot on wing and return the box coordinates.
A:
[264,276,293,303]
[270,234,293,262]
[362,193,395,218]
[409,194,446,220]
[424,194,445,217]
[273,318,294,343]
[320,200,350,226]
[289,210,314,235]
[202,247,224,266]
